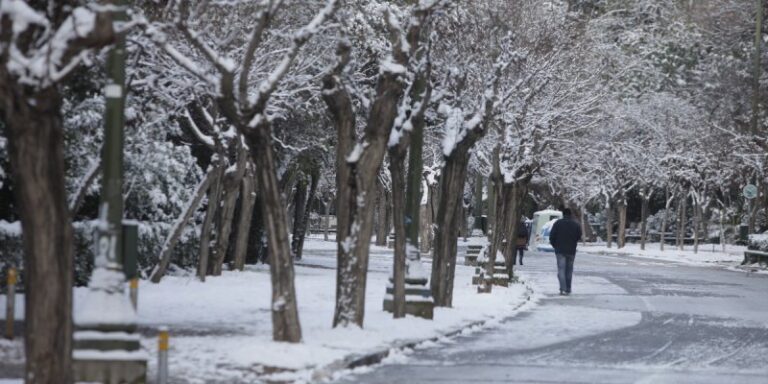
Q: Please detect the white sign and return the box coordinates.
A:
[743,184,758,199]
[105,84,122,98]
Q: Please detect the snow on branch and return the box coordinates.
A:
[441,55,508,157]
[247,0,339,123]
[0,1,124,87]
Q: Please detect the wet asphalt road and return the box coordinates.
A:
[334,249,768,384]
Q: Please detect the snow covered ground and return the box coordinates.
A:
[578,242,749,268]
[0,238,532,383]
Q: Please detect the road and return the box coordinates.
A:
[334,249,768,383]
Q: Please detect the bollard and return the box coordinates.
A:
[5,267,16,340]
[158,326,169,384]
[129,278,138,309]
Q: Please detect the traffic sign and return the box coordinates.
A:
[743,184,758,199]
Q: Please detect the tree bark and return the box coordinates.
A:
[661,188,672,252]
[197,165,224,282]
[290,179,308,258]
[151,168,215,282]
[693,197,701,254]
[324,195,331,242]
[640,195,649,251]
[210,152,246,275]
[292,169,318,260]
[233,169,256,271]
[419,203,432,253]
[244,124,302,342]
[605,200,613,248]
[3,87,74,384]
[480,148,505,294]
[375,181,389,246]
[69,158,101,216]
[432,149,473,305]
[388,149,408,318]
[617,197,627,248]
[678,193,687,251]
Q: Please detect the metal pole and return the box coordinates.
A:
[97,0,127,269]
[5,267,15,340]
[158,327,169,384]
[129,278,138,309]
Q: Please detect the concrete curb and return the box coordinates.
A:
[309,281,536,382]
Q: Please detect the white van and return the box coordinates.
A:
[530,209,562,252]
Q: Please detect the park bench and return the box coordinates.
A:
[471,260,509,287]
[382,275,434,319]
[742,249,768,266]
[464,244,483,266]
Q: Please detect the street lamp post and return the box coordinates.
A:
[72,2,147,382]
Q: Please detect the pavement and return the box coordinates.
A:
[333,250,768,384]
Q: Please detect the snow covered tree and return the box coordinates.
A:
[0,1,131,381]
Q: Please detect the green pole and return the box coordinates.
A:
[752,0,763,135]
[97,2,127,268]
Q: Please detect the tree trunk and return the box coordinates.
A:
[324,196,331,242]
[293,169,319,260]
[474,174,484,234]
[323,41,412,327]
[388,149,408,318]
[290,179,308,258]
[3,87,74,384]
[481,149,505,294]
[748,184,760,234]
[720,207,726,252]
[69,157,101,216]
[375,181,389,246]
[431,149,472,306]
[210,166,244,275]
[693,197,701,254]
[640,195,649,251]
[233,169,256,271]
[244,124,302,342]
[419,203,432,253]
[605,200,613,248]
[460,199,469,241]
[678,193,687,251]
[661,188,672,252]
[197,165,224,281]
[617,198,627,248]
[151,169,215,282]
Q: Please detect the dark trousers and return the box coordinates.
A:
[517,247,524,264]
[556,253,575,293]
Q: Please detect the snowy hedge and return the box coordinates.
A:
[747,233,768,252]
[0,220,200,289]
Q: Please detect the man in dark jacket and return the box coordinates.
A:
[549,208,582,295]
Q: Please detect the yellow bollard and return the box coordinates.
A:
[158,326,169,384]
[129,278,138,309]
[5,267,16,340]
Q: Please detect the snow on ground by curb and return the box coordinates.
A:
[578,242,747,267]
[0,238,534,383]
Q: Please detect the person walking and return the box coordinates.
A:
[548,208,582,295]
[515,220,529,265]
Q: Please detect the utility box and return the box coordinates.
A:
[123,221,138,280]
[738,224,749,245]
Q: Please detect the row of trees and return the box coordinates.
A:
[1,0,766,382]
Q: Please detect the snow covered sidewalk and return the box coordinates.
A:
[137,239,531,382]
[0,238,533,383]
[577,242,749,269]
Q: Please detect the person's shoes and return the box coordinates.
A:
[559,291,566,296]
[564,291,571,296]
